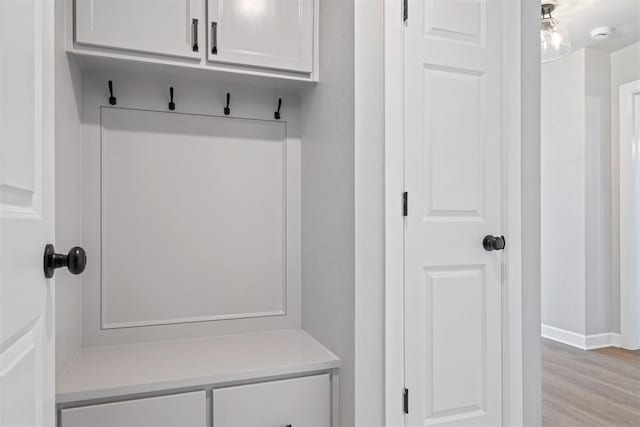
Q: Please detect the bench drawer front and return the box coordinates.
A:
[60,391,206,427]
[213,375,331,426]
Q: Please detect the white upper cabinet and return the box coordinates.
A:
[207,0,314,73]
[75,0,204,59]
[72,0,317,80]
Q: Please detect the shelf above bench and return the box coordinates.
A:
[56,329,339,404]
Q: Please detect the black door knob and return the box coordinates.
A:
[483,235,505,251]
[43,244,86,278]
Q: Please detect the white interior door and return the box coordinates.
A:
[404,0,504,426]
[0,0,55,426]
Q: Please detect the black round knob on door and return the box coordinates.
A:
[43,244,87,278]
[483,235,505,251]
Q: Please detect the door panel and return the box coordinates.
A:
[207,0,313,73]
[0,0,55,426]
[0,326,42,427]
[425,0,484,44]
[422,66,484,217]
[425,267,487,420]
[75,0,203,59]
[404,0,502,426]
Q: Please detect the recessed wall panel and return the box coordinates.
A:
[100,108,286,328]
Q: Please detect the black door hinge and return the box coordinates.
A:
[403,0,408,22]
[403,388,409,414]
[403,192,408,216]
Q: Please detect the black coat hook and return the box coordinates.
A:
[108,80,116,105]
[274,98,282,120]
[224,92,231,115]
[168,87,175,111]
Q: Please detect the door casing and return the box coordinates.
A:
[619,79,640,350]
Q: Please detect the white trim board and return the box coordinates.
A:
[382,0,405,425]
[619,79,640,351]
[541,324,621,350]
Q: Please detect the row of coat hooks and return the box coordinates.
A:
[107,80,284,120]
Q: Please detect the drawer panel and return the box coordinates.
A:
[60,390,206,427]
[213,374,331,426]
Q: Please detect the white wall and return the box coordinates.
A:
[584,48,612,335]
[300,0,355,425]
[541,49,588,335]
[541,47,614,337]
[54,0,83,379]
[542,43,640,340]
[610,41,640,332]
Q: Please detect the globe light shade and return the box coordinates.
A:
[540,4,572,63]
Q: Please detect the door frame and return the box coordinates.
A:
[619,79,640,350]
[383,1,534,425]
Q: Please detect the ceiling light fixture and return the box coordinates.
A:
[541,2,572,63]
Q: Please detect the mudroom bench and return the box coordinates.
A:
[56,330,339,427]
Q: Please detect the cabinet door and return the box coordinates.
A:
[213,375,330,426]
[60,391,206,427]
[207,0,313,73]
[75,0,204,59]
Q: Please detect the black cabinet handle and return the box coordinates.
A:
[43,244,86,278]
[211,22,218,54]
[483,235,505,251]
[192,18,199,52]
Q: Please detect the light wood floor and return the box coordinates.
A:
[542,338,640,426]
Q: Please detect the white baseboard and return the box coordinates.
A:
[541,324,621,350]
